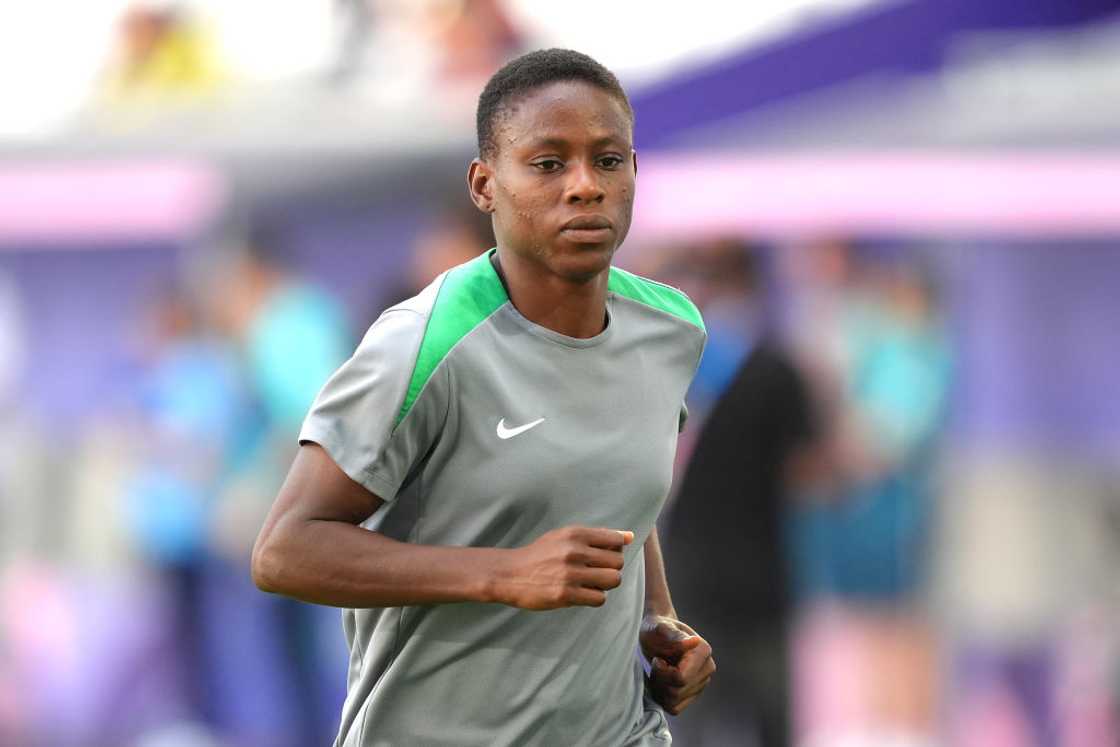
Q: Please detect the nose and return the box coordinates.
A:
[564,161,605,205]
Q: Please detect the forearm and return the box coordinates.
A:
[642,526,677,619]
[253,518,505,608]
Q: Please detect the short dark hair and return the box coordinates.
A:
[476,48,633,160]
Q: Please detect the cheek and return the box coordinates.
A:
[492,192,531,248]
[617,182,635,221]
[503,184,551,232]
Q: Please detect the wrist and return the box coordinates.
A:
[477,547,515,605]
[643,604,677,621]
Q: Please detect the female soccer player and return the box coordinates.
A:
[252,48,715,746]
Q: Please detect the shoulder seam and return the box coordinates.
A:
[380,307,425,318]
[394,253,507,426]
[391,303,505,431]
[608,267,705,331]
[612,292,707,333]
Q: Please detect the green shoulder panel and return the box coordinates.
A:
[608,266,705,331]
[396,251,507,426]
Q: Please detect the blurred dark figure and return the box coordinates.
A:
[665,242,818,747]
[378,199,494,314]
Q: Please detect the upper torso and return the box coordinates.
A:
[300,251,705,746]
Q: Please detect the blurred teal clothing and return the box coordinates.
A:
[851,320,951,460]
[247,283,351,432]
[791,310,951,601]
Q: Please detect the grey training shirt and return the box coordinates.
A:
[300,249,706,746]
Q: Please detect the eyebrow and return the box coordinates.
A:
[523,135,628,151]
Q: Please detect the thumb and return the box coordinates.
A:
[655,621,696,643]
[643,621,701,657]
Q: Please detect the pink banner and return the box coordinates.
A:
[632,152,1120,239]
[0,160,225,247]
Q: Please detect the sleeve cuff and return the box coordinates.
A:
[298,423,403,503]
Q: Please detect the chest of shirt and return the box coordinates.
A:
[414,314,693,546]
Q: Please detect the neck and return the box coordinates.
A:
[491,249,609,339]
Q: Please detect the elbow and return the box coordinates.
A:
[251,533,286,594]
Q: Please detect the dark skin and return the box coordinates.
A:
[252,79,713,716]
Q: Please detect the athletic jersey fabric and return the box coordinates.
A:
[299,249,705,746]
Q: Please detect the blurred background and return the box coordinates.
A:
[2,1,1119,745]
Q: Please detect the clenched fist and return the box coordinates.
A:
[641,615,715,715]
[494,526,633,610]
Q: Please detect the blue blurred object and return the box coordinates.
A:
[245,282,350,432]
[125,469,210,566]
[128,340,244,565]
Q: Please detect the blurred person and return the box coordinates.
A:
[660,239,767,418]
[335,0,522,107]
[377,198,495,314]
[100,2,223,107]
[252,49,715,746]
[127,289,244,573]
[201,226,353,746]
[796,254,951,599]
[783,239,866,422]
[664,241,818,747]
[118,286,247,741]
[787,247,951,747]
[430,0,522,83]
[210,225,352,439]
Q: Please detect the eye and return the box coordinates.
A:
[597,155,625,170]
[532,159,563,173]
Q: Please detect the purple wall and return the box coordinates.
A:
[948,239,1120,454]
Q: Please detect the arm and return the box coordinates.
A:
[642,525,676,619]
[251,443,632,610]
[640,526,716,715]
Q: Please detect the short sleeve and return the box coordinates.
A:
[298,308,444,502]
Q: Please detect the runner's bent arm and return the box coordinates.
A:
[251,442,632,610]
[640,525,717,715]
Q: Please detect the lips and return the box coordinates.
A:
[562,215,612,231]
[560,215,614,243]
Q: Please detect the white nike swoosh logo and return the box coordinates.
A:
[496,417,545,440]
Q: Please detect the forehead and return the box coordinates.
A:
[494,80,633,152]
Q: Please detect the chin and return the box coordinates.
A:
[551,243,615,282]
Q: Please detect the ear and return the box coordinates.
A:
[467,159,495,213]
[631,149,638,178]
